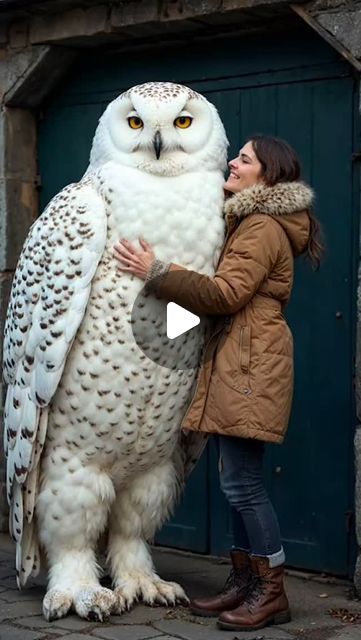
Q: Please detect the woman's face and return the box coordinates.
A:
[224,141,264,194]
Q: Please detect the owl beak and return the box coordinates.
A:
[153,131,163,160]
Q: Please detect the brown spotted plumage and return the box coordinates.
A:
[2,81,227,622]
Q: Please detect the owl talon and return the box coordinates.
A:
[43,588,73,621]
[150,593,169,607]
[154,579,189,607]
[74,586,116,622]
[113,586,137,614]
[114,574,188,611]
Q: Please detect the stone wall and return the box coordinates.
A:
[305,0,361,60]
[0,0,297,50]
[292,1,361,70]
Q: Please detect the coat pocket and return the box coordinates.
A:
[255,352,293,432]
[237,325,252,395]
[216,323,252,394]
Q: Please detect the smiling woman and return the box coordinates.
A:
[114,134,323,633]
[226,141,264,192]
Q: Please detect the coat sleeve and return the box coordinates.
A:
[145,215,281,316]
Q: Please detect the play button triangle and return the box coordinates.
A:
[166,302,200,339]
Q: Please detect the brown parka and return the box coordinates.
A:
[146,181,313,444]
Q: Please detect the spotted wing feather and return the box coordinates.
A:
[2,179,106,585]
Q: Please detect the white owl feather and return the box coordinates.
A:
[2,82,228,621]
[4,180,106,572]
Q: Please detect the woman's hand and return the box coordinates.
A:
[113,238,156,280]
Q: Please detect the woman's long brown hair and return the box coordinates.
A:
[251,135,324,270]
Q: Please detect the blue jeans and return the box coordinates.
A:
[218,435,285,567]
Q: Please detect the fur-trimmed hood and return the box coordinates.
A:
[224,181,314,256]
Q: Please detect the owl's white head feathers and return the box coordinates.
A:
[88,82,228,177]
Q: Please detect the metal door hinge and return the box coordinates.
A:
[352,152,361,162]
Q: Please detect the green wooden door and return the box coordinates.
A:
[204,77,358,576]
[39,25,358,575]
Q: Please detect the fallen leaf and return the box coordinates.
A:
[329,607,361,623]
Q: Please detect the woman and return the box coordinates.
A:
[113,135,322,632]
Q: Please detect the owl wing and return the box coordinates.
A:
[181,430,209,479]
[171,424,208,510]
[172,356,210,490]
[3,179,106,582]
[178,319,215,478]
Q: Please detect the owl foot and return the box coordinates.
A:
[74,586,116,622]
[43,585,116,622]
[43,588,73,621]
[153,579,190,606]
[113,574,189,613]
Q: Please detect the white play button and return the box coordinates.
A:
[131,285,206,370]
[166,302,200,339]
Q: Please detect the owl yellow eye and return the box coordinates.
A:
[174,116,192,129]
[128,116,143,129]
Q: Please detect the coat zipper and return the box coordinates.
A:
[239,326,251,395]
[181,322,226,427]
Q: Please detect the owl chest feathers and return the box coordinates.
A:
[95,163,225,268]
[47,164,224,472]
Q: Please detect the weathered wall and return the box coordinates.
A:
[1,0,295,49]
[293,1,361,70]
[306,0,361,60]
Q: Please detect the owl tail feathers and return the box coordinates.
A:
[16,520,41,589]
[181,431,209,479]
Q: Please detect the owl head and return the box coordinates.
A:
[88,82,228,177]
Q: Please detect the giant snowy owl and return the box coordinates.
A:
[3,82,228,621]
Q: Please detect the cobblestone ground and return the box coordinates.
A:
[0,534,361,640]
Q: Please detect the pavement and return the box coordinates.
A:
[0,534,361,640]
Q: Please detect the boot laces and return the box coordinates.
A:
[222,567,248,592]
[244,575,266,605]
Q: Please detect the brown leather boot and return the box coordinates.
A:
[217,554,291,630]
[189,550,252,617]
